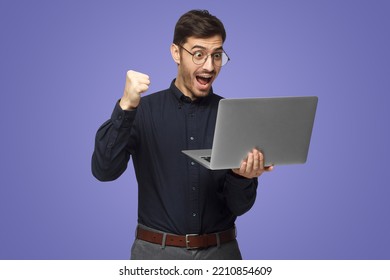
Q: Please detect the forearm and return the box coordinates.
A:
[223,172,258,216]
[91,102,137,181]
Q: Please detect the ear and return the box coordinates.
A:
[170,44,181,65]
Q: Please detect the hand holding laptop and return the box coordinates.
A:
[231,148,274,179]
[182,96,318,170]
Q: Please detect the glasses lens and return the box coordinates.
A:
[212,52,229,67]
[220,53,229,66]
[192,51,205,65]
[192,52,229,67]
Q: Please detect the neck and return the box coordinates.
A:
[174,77,196,101]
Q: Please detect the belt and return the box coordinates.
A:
[136,226,237,249]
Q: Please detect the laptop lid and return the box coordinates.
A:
[183,96,318,170]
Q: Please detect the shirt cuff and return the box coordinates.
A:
[226,170,256,187]
[110,100,137,129]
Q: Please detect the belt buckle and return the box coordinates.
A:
[185,234,199,250]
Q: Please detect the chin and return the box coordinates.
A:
[194,90,210,99]
[192,84,213,99]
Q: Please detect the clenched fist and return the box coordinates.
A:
[119,70,150,110]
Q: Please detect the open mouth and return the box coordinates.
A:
[196,74,213,86]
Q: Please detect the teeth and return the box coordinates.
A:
[197,74,212,78]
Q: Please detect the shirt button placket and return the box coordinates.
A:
[187,104,200,232]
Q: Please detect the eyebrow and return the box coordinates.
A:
[190,45,224,52]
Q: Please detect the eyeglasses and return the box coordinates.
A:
[179,45,230,67]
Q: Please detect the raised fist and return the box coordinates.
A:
[119,70,150,110]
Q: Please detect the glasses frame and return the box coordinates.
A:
[178,45,230,67]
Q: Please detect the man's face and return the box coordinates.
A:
[172,35,224,100]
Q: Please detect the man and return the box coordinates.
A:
[92,10,272,260]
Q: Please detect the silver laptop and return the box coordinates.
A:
[182,96,318,170]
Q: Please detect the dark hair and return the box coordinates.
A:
[173,10,226,45]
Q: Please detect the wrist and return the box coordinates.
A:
[229,169,251,179]
[119,98,137,110]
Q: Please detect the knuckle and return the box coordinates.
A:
[127,70,135,77]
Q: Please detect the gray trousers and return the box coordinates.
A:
[130,224,243,260]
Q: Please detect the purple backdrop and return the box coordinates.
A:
[1,0,389,260]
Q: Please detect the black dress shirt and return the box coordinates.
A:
[92,80,258,235]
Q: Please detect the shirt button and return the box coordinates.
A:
[191,161,195,166]
[192,187,196,191]
[190,136,195,141]
[192,213,197,217]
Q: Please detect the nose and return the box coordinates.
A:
[202,55,215,72]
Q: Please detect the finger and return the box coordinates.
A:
[137,83,149,93]
[258,151,264,170]
[246,152,254,173]
[264,165,274,172]
[127,70,150,84]
[239,160,247,174]
[128,70,148,78]
[138,75,151,85]
[137,72,150,79]
[252,149,259,171]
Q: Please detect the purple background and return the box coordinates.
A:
[1,0,389,260]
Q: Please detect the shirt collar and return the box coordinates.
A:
[170,79,214,105]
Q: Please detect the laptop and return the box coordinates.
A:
[182,96,318,170]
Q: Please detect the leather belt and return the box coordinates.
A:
[136,226,236,249]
